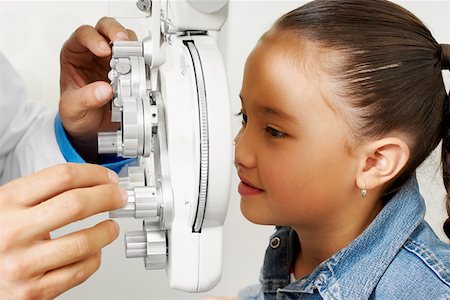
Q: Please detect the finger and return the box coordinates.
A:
[60,81,113,117]
[22,220,118,279]
[0,163,119,207]
[64,24,112,58]
[22,184,126,241]
[33,251,102,300]
[95,17,130,43]
[126,28,138,41]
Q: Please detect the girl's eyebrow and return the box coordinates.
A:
[239,94,299,125]
[259,105,298,124]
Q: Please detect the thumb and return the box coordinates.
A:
[60,81,112,118]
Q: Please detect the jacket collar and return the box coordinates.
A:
[279,174,426,299]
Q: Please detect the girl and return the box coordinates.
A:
[233,0,450,299]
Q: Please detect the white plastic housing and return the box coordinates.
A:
[159,34,232,291]
[163,0,228,32]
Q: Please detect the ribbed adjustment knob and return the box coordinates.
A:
[144,236,166,269]
[125,230,147,258]
[134,186,159,219]
[109,185,159,219]
[128,166,146,187]
[109,189,136,218]
[143,223,166,270]
[103,41,147,159]
[118,166,146,189]
[124,228,166,270]
[122,97,140,157]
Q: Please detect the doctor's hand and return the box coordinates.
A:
[59,17,137,162]
[0,163,126,300]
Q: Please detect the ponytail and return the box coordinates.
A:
[441,44,450,70]
[440,44,450,239]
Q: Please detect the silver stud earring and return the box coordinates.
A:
[233,140,236,146]
[361,183,367,198]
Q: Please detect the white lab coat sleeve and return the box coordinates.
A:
[0,52,65,184]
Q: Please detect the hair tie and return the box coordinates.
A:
[441,44,450,70]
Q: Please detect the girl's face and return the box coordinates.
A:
[235,33,361,229]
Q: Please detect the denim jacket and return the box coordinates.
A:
[238,175,450,299]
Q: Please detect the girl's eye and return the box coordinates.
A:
[265,127,286,138]
[236,111,248,125]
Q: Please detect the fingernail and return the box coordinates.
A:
[119,188,129,205]
[95,85,111,101]
[111,220,120,234]
[107,170,119,184]
[99,41,110,51]
[116,31,129,41]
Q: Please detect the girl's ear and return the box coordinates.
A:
[356,137,410,191]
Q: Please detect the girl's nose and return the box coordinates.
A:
[234,127,257,170]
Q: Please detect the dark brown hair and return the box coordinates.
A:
[273,0,450,238]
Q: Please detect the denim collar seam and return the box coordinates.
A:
[279,280,340,300]
[403,239,450,286]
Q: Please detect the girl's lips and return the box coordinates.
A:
[238,181,264,196]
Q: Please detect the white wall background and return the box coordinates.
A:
[0,1,449,299]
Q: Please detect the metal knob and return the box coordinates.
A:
[143,221,167,270]
[112,41,143,58]
[136,0,151,12]
[98,131,120,154]
[110,186,159,220]
[125,231,147,258]
[118,166,146,189]
[109,189,136,218]
[124,223,167,270]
